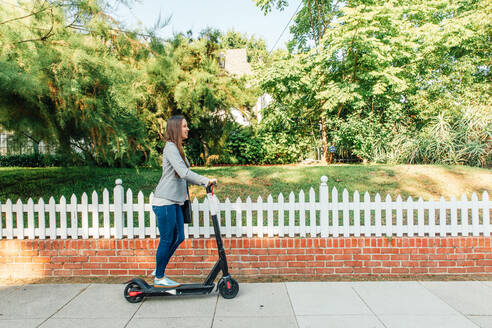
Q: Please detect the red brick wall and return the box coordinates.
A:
[1,237,491,279]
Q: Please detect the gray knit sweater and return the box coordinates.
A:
[153,142,209,202]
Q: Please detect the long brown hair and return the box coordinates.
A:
[165,115,189,168]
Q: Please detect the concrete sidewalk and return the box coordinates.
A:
[0,281,492,328]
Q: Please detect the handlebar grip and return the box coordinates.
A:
[206,182,216,194]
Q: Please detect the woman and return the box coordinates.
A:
[152,115,217,288]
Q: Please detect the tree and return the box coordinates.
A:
[145,31,258,165]
[257,0,491,166]
[0,0,153,166]
[0,2,258,167]
[255,0,345,163]
[255,0,343,53]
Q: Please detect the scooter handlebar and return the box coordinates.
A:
[206,181,216,194]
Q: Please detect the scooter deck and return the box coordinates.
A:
[151,283,215,296]
[130,278,215,297]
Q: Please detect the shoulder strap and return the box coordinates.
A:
[186,181,190,201]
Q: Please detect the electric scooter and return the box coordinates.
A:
[123,182,239,302]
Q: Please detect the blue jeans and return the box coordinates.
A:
[152,205,185,279]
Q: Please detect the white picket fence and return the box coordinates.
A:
[0,176,490,240]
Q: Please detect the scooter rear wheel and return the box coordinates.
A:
[218,278,239,299]
[124,282,144,303]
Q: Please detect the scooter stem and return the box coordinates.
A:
[206,183,217,216]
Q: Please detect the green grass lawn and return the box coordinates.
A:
[0,164,491,203]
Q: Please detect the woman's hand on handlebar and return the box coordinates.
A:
[206,179,217,194]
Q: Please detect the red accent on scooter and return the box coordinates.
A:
[227,281,231,289]
[129,291,143,297]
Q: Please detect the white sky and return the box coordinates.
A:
[113,0,302,51]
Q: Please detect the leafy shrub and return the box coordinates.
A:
[259,132,311,164]
[371,107,491,167]
[184,138,205,166]
[224,127,264,164]
[256,106,313,164]
[329,111,398,163]
[205,154,220,166]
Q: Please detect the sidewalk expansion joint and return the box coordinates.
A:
[284,282,300,328]
[351,286,388,328]
[209,293,220,328]
[418,281,481,327]
[36,283,91,328]
[124,298,145,328]
[479,281,492,291]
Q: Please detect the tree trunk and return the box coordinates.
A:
[33,141,39,156]
[22,132,41,156]
[201,139,209,165]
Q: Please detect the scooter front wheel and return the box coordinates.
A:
[218,278,239,299]
[124,282,144,303]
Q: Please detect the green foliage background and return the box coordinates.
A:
[256,0,491,167]
[0,0,259,167]
[0,0,490,167]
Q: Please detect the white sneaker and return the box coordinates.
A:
[154,276,181,288]
[151,269,156,276]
